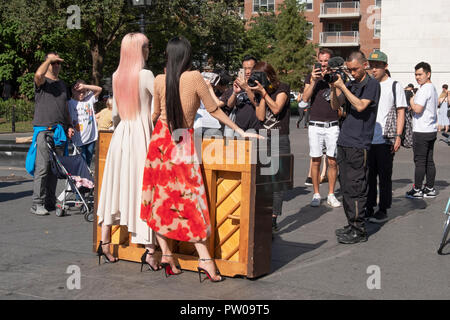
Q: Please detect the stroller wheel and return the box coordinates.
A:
[56,207,65,217]
[84,210,94,222]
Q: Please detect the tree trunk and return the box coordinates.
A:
[91,16,105,87]
[91,42,105,87]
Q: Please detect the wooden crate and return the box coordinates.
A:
[93,131,293,278]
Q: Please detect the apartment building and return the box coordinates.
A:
[244,0,382,59]
[381,0,450,90]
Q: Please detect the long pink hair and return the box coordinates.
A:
[113,33,148,120]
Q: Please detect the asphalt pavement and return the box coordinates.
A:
[1,118,450,300]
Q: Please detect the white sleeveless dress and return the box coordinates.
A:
[97,69,155,245]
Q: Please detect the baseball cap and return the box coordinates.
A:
[368,50,388,64]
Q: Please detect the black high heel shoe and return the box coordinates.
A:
[140,249,162,272]
[197,258,225,283]
[96,241,119,265]
[161,254,183,277]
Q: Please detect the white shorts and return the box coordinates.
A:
[308,122,340,158]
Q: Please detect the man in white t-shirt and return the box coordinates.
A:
[406,62,438,199]
[68,80,102,167]
[366,50,406,223]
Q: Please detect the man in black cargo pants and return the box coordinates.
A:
[329,51,381,244]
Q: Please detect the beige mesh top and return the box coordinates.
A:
[152,70,219,128]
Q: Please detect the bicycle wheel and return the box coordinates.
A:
[437,215,450,255]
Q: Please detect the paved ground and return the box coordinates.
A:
[1,118,450,301]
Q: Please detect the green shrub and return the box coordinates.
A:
[0,99,34,122]
[290,100,299,116]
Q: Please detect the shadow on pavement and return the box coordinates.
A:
[0,190,32,202]
[269,239,327,274]
[277,203,333,235]
[283,186,310,201]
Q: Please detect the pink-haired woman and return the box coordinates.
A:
[96,32,160,271]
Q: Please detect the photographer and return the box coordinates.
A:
[195,69,232,137]
[219,56,262,137]
[329,51,381,244]
[301,48,341,209]
[248,61,291,233]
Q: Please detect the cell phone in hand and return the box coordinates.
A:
[314,63,322,71]
[238,68,245,81]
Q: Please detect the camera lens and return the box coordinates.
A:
[322,88,331,101]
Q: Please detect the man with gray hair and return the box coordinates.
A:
[329,51,381,244]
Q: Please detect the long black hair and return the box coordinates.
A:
[165,36,192,133]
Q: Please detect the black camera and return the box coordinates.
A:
[323,56,348,84]
[324,69,348,84]
[404,90,414,106]
[247,71,270,88]
[235,92,251,107]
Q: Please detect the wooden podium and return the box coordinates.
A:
[94,131,293,278]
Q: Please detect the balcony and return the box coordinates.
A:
[319,31,360,47]
[319,1,360,19]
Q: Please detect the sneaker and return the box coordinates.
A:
[305,177,313,186]
[405,186,423,199]
[327,194,341,208]
[368,209,388,224]
[423,187,437,198]
[337,229,368,244]
[30,204,49,216]
[310,193,321,207]
[272,216,279,232]
[335,225,352,236]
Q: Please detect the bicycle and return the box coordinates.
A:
[437,196,450,255]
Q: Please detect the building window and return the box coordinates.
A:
[373,20,381,38]
[253,0,275,12]
[327,23,342,32]
[297,0,313,11]
[375,0,382,8]
[351,22,359,32]
[307,22,313,40]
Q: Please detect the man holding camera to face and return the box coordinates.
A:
[302,48,341,209]
[219,55,262,136]
[329,51,381,244]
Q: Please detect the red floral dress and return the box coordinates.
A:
[141,120,211,242]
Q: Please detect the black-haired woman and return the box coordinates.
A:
[141,36,261,282]
[250,61,291,232]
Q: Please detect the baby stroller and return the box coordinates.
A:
[46,136,95,222]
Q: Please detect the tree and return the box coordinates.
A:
[242,11,277,61]
[0,0,247,98]
[266,0,316,90]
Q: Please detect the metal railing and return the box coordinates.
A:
[319,31,360,46]
[320,1,360,17]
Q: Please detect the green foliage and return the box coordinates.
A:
[0,0,315,98]
[242,11,277,61]
[0,99,34,122]
[266,0,317,90]
[246,0,317,90]
[145,0,246,74]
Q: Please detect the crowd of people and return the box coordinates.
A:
[27,31,446,281]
